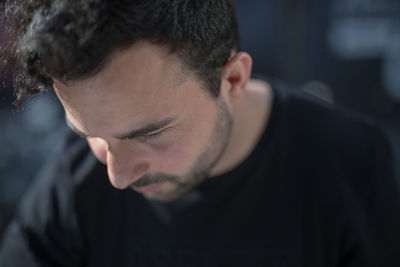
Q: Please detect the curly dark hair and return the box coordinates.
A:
[1,0,240,110]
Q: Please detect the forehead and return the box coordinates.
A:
[55,41,187,96]
[53,42,202,137]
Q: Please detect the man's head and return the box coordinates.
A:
[6,0,240,107]
[5,0,253,202]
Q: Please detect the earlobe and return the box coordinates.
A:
[221,52,253,103]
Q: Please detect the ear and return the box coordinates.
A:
[220,52,253,105]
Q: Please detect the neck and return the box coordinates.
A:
[210,78,273,176]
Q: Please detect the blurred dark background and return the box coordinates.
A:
[1,0,399,246]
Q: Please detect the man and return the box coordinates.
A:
[1,0,399,266]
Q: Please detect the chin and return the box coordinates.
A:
[143,183,193,203]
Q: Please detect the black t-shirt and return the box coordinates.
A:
[1,79,399,267]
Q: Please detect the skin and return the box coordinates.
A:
[53,41,273,202]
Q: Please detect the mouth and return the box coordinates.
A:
[131,182,165,194]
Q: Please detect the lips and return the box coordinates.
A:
[131,182,165,194]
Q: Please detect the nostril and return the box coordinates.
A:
[107,169,129,190]
[107,162,150,190]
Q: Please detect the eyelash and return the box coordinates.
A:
[137,130,164,143]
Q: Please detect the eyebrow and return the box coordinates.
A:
[65,116,176,140]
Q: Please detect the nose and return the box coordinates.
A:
[106,143,150,190]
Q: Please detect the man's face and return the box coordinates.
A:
[53,42,233,202]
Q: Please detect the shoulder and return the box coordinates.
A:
[20,130,102,206]
[268,77,392,162]
[16,129,102,219]
[265,78,397,203]
[0,130,102,266]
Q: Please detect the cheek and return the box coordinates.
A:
[87,137,107,164]
[151,133,203,173]
[150,111,216,173]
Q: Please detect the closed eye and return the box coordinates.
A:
[137,130,165,143]
[130,129,166,143]
[116,117,175,141]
